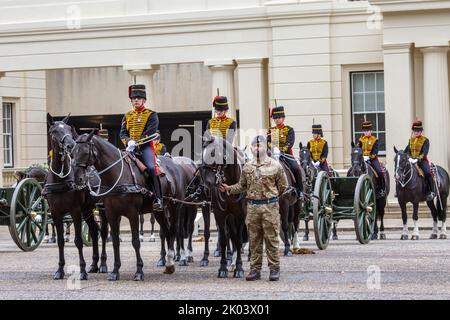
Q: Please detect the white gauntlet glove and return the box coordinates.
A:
[126,140,137,152]
[273,147,281,157]
[408,158,418,165]
[363,156,370,162]
[313,161,320,168]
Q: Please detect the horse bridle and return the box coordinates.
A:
[49,131,73,179]
[395,154,413,188]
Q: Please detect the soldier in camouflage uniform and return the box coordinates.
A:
[220,135,288,281]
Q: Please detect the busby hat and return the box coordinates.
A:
[271,106,286,119]
[412,120,423,132]
[312,124,323,135]
[129,84,146,99]
[361,120,373,131]
[213,95,229,111]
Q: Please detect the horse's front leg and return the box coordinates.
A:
[83,209,100,273]
[163,206,177,275]
[400,201,409,240]
[280,204,292,257]
[412,202,420,240]
[52,213,66,280]
[129,211,144,281]
[216,215,228,278]
[107,215,121,281]
[71,208,88,280]
[200,205,211,267]
[99,209,108,273]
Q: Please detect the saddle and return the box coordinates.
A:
[278,158,297,184]
[125,152,165,177]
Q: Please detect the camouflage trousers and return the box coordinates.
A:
[246,202,280,273]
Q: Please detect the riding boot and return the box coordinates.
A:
[426,175,436,201]
[151,174,164,211]
[293,170,304,200]
[377,175,386,198]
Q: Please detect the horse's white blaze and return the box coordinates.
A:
[166,250,175,266]
[402,224,409,235]
[293,232,300,249]
[413,220,419,236]
[432,221,439,235]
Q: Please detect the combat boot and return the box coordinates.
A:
[245,270,261,281]
[269,270,280,281]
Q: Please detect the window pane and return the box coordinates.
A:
[353,93,364,112]
[378,133,386,152]
[364,73,376,92]
[377,113,385,131]
[376,73,384,92]
[367,113,377,127]
[352,73,363,92]
[376,92,385,111]
[365,92,376,111]
[354,116,364,132]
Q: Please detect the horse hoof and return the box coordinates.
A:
[411,235,419,240]
[79,272,88,281]
[439,234,447,240]
[107,272,120,281]
[200,259,209,267]
[99,265,108,273]
[371,233,378,240]
[174,255,181,262]
[164,265,175,274]
[187,256,194,263]
[179,259,188,266]
[53,271,65,280]
[303,235,309,241]
[430,234,438,240]
[157,259,166,267]
[400,235,408,240]
[214,250,221,257]
[284,250,293,257]
[218,270,228,278]
[332,235,338,240]
[234,270,245,278]
[379,234,386,240]
[87,265,99,273]
[133,272,144,281]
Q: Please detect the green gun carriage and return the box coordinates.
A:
[312,171,377,250]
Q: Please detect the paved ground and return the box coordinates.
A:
[1,219,450,300]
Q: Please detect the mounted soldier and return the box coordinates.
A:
[404,120,435,201]
[119,84,163,211]
[267,106,303,198]
[357,120,386,198]
[307,124,331,176]
[153,130,167,155]
[205,93,237,144]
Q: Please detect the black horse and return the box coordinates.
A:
[46,115,108,280]
[199,136,246,278]
[348,143,390,240]
[72,131,186,280]
[394,147,449,240]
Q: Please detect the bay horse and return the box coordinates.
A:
[348,143,390,240]
[199,136,246,278]
[393,147,449,240]
[46,114,108,280]
[72,131,186,280]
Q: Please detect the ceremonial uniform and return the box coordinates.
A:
[228,136,288,281]
[404,120,434,200]
[267,106,303,197]
[205,95,237,143]
[307,124,331,175]
[119,84,162,210]
[357,120,385,197]
[153,130,167,155]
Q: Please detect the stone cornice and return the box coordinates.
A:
[369,0,450,13]
[382,42,413,53]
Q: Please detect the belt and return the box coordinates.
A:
[247,197,279,205]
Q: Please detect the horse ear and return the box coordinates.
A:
[299,142,303,149]
[87,130,95,142]
[47,113,54,125]
[393,146,398,154]
[71,125,79,139]
[62,113,71,124]
[351,141,355,148]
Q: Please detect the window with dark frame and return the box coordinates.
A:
[350,71,386,155]
[2,102,14,168]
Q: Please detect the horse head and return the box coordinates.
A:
[393,146,411,183]
[48,113,76,155]
[349,142,365,176]
[298,142,312,168]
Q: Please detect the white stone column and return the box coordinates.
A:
[421,46,450,172]
[235,58,269,148]
[383,43,415,202]
[204,60,237,120]
[0,72,4,187]
[123,64,160,110]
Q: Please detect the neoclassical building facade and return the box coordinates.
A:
[0,0,449,203]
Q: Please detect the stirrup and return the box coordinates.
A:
[153,198,163,211]
[426,192,436,201]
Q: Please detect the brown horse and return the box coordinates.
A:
[45,115,108,280]
[72,131,186,280]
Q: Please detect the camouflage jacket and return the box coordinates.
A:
[228,156,288,200]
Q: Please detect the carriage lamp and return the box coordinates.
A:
[325,206,333,214]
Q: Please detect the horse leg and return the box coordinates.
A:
[186,208,196,263]
[72,210,88,280]
[154,212,166,267]
[129,212,144,281]
[149,212,156,242]
[99,209,108,273]
[175,235,181,263]
[51,224,56,243]
[178,234,188,266]
[412,202,420,240]
[379,200,386,240]
[65,222,71,242]
[292,207,301,249]
[214,225,221,257]
[44,224,50,243]
[200,205,210,267]
[230,219,245,278]
[84,210,100,273]
[438,197,448,239]
[107,215,121,281]
[332,222,339,240]
[303,219,309,241]
[139,214,145,242]
[400,202,409,240]
[163,206,177,275]
[217,216,228,278]
[52,214,65,280]
[280,206,292,257]
[428,200,439,239]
